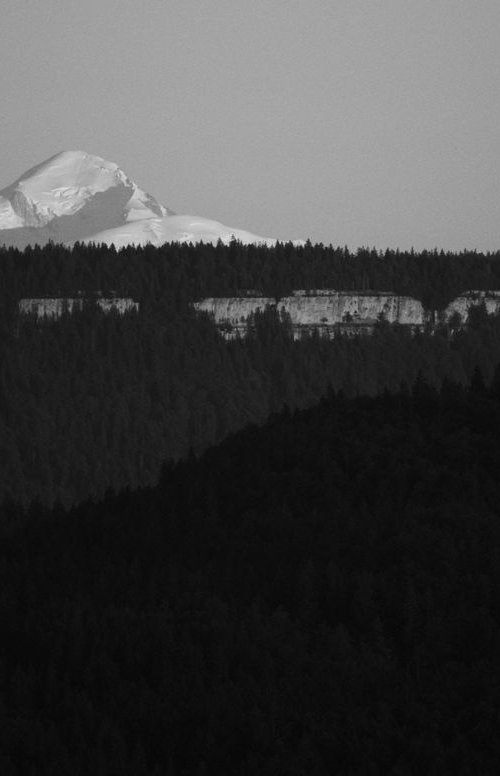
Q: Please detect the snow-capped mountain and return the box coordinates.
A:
[0,151,278,249]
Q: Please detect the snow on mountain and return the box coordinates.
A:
[86,214,277,250]
[0,151,168,226]
[0,150,279,249]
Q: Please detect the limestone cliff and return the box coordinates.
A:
[193,297,276,337]
[193,289,500,338]
[19,297,139,319]
[193,290,426,338]
[18,288,500,333]
[441,290,500,324]
[277,291,425,327]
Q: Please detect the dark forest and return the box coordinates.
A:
[2,242,500,506]
[3,241,500,773]
[2,379,500,774]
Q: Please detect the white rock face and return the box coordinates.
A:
[194,290,427,338]
[277,291,425,327]
[19,297,139,319]
[19,288,500,333]
[194,289,500,338]
[194,297,276,332]
[442,290,500,323]
[0,150,281,249]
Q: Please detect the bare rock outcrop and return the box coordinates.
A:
[193,289,500,338]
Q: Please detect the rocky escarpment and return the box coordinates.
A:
[194,290,426,338]
[193,296,276,336]
[18,289,500,333]
[194,290,500,338]
[441,290,500,324]
[19,297,139,319]
[278,290,426,330]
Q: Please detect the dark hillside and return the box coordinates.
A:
[3,242,500,506]
[2,380,500,773]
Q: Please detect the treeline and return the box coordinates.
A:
[2,242,500,505]
[2,377,500,774]
[2,240,500,310]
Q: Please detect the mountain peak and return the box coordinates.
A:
[15,150,117,180]
[0,151,279,248]
[1,150,135,227]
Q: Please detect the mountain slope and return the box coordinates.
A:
[0,150,276,248]
[3,386,500,773]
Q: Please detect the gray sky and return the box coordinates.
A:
[1,0,499,250]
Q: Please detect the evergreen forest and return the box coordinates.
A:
[3,241,500,773]
[2,378,500,774]
[2,241,500,505]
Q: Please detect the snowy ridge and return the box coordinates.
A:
[0,150,283,248]
[1,151,131,225]
[85,214,277,249]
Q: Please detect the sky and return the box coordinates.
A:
[1,0,499,251]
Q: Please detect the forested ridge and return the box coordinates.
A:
[3,242,500,773]
[3,242,500,505]
[3,240,500,308]
[2,378,500,774]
